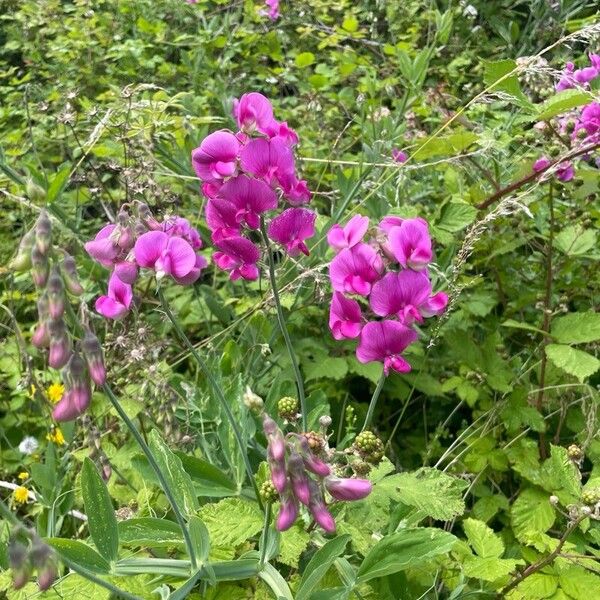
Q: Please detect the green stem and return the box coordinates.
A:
[259,219,307,430]
[157,289,263,511]
[102,383,197,570]
[259,502,273,567]
[361,372,386,432]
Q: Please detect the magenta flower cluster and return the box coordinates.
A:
[191,92,315,281]
[85,206,207,320]
[327,215,448,376]
[264,415,371,533]
[556,53,600,91]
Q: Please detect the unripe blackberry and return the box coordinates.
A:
[354,431,384,464]
[278,396,298,421]
[577,127,588,139]
[352,461,372,477]
[260,480,279,504]
[565,119,576,133]
[567,444,583,461]
[582,488,600,506]
[243,386,263,413]
[303,431,324,453]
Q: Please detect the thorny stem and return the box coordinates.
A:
[476,140,600,211]
[499,515,585,597]
[259,218,307,431]
[361,372,386,432]
[157,288,263,511]
[536,181,554,460]
[102,383,198,571]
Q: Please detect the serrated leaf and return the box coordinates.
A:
[279,523,310,568]
[546,344,600,382]
[558,565,600,599]
[198,498,263,548]
[555,226,597,256]
[118,518,184,549]
[463,518,504,558]
[376,468,467,520]
[357,528,457,583]
[413,131,479,160]
[463,556,521,582]
[81,458,119,562]
[551,312,600,344]
[511,488,555,545]
[483,59,531,107]
[47,538,111,574]
[509,572,558,599]
[437,202,477,232]
[535,89,593,121]
[304,356,348,381]
[149,430,199,518]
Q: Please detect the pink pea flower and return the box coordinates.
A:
[134,231,198,281]
[172,254,207,285]
[95,271,133,320]
[356,320,418,375]
[324,476,372,501]
[276,494,298,532]
[556,62,576,91]
[329,243,383,296]
[327,215,369,252]
[577,102,600,139]
[268,207,316,256]
[329,292,362,340]
[205,197,241,242]
[369,270,447,325]
[233,92,276,135]
[590,54,600,71]
[163,217,202,249]
[191,130,240,183]
[279,174,311,205]
[84,224,119,267]
[240,137,295,188]
[220,174,278,229]
[388,218,432,271]
[378,215,404,234]
[213,236,260,281]
[288,453,311,505]
[268,121,299,146]
[574,66,599,85]
[263,0,280,21]
[114,260,138,285]
[556,161,575,182]
[533,157,551,172]
[392,148,408,163]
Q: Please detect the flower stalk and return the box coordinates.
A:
[361,371,386,432]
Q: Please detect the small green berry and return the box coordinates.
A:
[277,396,299,421]
[582,488,600,506]
[259,480,279,503]
[354,431,384,464]
[567,444,583,461]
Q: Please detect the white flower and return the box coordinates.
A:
[19,436,39,455]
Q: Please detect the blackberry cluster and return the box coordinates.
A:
[354,431,384,464]
[277,396,299,421]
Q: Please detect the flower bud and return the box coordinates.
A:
[288,452,311,505]
[114,260,138,284]
[37,563,57,592]
[32,321,50,349]
[117,226,134,251]
[9,541,30,590]
[243,386,264,412]
[308,481,335,533]
[324,476,372,501]
[10,228,36,271]
[82,329,106,386]
[269,456,288,493]
[263,415,286,462]
[31,246,49,288]
[30,540,52,569]
[299,437,331,477]
[52,382,91,421]
[61,254,84,295]
[276,494,298,531]
[35,210,52,255]
[26,178,46,202]
[47,268,65,320]
[48,321,71,369]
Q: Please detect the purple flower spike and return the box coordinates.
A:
[392,148,408,163]
[95,272,133,320]
[556,161,575,182]
[325,476,372,501]
[388,218,432,271]
[220,175,278,229]
[213,236,260,281]
[276,494,298,532]
[329,292,362,340]
[533,157,551,172]
[356,320,418,376]
[329,243,383,296]
[327,215,370,252]
[268,208,316,257]
[192,130,241,183]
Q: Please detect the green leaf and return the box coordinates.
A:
[412,131,478,160]
[81,458,119,563]
[295,52,315,68]
[342,16,359,32]
[501,319,548,336]
[437,202,477,232]
[148,430,199,518]
[512,572,558,598]
[279,523,310,568]
[118,518,184,549]
[558,565,600,600]
[463,518,504,558]
[540,445,582,503]
[375,467,467,520]
[198,498,263,548]
[555,226,597,256]
[296,535,350,600]
[483,59,531,107]
[535,89,593,121]
[357,528,457,583]
[462,556,522,582]
[47,164,71,203]
[189,516,211,564]
[304,356,348,381]
[176,452,238,497]
[546,344,600,382]
[551,312,600,344]
[511,487,555,545]
[258,563,294,600]
[47,538,111,574]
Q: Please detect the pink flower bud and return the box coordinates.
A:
[324,476,372,501]
[10,228,36,271]
[31,246,49,288]
[48,334,71,369]
[37,564,57,592]
[47,268,65,320]
[263,415,286,462]
[61,254,84,295]
[32,321,50,348]
[117,226,134,251]
[308,481,336,533]
[269,457,288,493]
[35,210,52,255]
[276,494,298,531]
[288,453,311,505]
[114,260,138,284]
[82,330,106,386]
[52,383,91,421]
[299,437,331,477]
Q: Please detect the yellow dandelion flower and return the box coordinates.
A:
[47,382,65,404]
[46,428,65,446]
[13,486,29,504]
[18,472,29,481]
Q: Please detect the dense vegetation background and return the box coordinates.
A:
[1,0,600,598]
